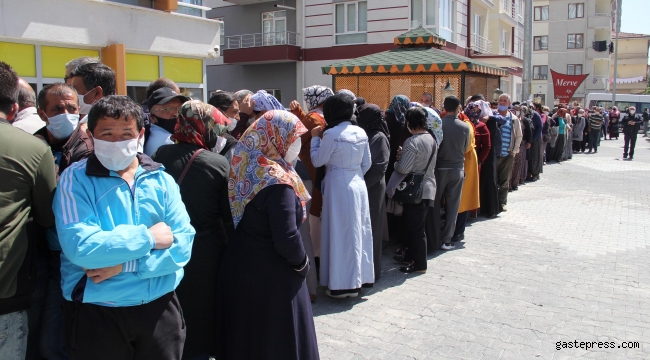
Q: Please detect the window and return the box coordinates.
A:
[568,3,584,19]
[534,6,549,21]
[567,64,583,75]
[438,0,453,42]
[501,30,508,55]
[474,14,481,35]
[533,65,548,80]
[215,18,225,46]
[177,0,203,17]
[263,11,287,46]
[411,0,436,28]
[335,1,367,45]
[264,89,282,103]
[534,36,548,50]
[567,34,583,49]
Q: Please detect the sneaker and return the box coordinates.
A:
[399,264,426,274]
[502,205,508,212]
[441,243,455,250]
[326,289,358,299]
[453,234,465,242]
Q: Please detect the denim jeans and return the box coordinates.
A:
[40,254,69,360]
[588,130,600,152]
[0,310,28,359]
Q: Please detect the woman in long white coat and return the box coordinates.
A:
[310,93,374,298]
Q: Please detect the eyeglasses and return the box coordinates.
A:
[152,106,181,115]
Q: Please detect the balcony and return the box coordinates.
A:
[498,0,517,26]
[499,48,513,56]
[470,33,493,54]
[585,75,609,91]
[223,0,275,4]
[588,47,610,59]
[223,32,301,64]
[588,13,612,29]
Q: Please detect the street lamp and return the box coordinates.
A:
[442,79,455,99]
[492,87,503,101]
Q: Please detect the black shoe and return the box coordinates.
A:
[399,263,426,274]
[393,253,412,265]
[623,154,628,159]
[629,156,633,160]
[453,234,465,242]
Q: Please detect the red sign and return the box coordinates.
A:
[550,70,589,103]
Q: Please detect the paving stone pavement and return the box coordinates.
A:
[312,136,650,360]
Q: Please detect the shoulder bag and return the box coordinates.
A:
[177,148,204,185]
[392,142,436,205]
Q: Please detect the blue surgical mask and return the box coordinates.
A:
[46,113,79,140]
[497,105,508,112]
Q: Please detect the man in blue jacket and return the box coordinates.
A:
[53,95,195,359]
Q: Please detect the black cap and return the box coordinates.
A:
[147,88,189,110]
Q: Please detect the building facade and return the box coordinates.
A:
[609,32,649,95]
[531,0,616,106]
[0,0,221,103]
[207,0,527,107]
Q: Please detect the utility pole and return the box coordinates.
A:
[522,0,533,102]
[612,0,621,105]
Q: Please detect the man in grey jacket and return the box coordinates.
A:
[434,96,470,250]
[489,94,522,211]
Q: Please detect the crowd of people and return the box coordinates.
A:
[0,56,647,360]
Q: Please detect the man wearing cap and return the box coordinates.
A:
[143,88,189,156]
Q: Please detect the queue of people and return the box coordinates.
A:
[2,55,644,360]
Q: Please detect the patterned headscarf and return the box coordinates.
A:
[228,110,311,228]
[386,95,410,124]
[464,100,493,125]
[410,102,443,144]
[251,90,284,112]
[303,85,334,112]
[171,100,231,150]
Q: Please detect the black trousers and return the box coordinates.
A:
[402,200,430,271]
[624,132,638,157]
[62,292,185,360]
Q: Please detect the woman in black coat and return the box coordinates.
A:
[216,110,319,360]
[357,104,390,280]
[480,117,502,217]
[151,100,233,359]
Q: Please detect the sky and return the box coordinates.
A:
[619,0,650,64]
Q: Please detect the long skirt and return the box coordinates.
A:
[541,140,549,170]
[547,135,565,163]
[609,120,619,139]
[510,143,525,189]
[520,141,528,182]
[563,132,573,160]
[528,139,542,178]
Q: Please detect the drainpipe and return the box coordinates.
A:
[302,0,306,92]
[522,0,533,102]
[466,0,471,57]
[612,0,620,104]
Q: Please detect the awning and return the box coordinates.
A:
[321,47,508,76]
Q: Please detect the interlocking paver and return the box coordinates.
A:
[313,137,650,359]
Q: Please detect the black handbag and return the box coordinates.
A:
[392,143,436,205]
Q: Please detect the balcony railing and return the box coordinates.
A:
[225,31,300,50]
[500,48,513,56]
[471,33,493,54]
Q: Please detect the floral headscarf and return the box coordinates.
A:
[228,110,311,228]
[303,85,334,112]
[251,90,285,112]
[386,95,410,124]
[409,102,443,144]
[171,100,231,150]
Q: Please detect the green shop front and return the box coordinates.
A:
[321,27,508,109]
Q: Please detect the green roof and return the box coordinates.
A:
[394,26,447,47]
[321,47,508,76]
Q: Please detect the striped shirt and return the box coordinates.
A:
[588,113,604,130]
[500,113,512,157]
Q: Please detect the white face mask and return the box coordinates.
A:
[284,138,301,163]
[515,111,521,116]
[78,88,96,114]
[212,136,228,153]
[93,136,140,171]
[543,111,549,115]
[46,113,79,140]
[227,118,237,132]
[629,110,636,115]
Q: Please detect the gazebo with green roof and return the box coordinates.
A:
[321,27,507,109]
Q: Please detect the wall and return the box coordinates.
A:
[207,0,297,37]
[207,62,297,106]
[0,0,220,57]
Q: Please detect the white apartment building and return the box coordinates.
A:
[531,0,616,106]
[207,0,527,105]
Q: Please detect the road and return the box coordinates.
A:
[312,136,650,359]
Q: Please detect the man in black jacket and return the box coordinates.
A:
[622,106,643,160]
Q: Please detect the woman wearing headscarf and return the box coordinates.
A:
[519,105,533,184]
[572,108,587,153]
[385,95,411,181]
[290,86,335,269]
[478,102,502,218]
[357,104,389,281]
[563,107,573,161]
[548,107,567,163]
[609,106,620,140]
[464,101,491,221]
[310,93,373,298]
[510,106,532,191]
[216,110,319,359]
[151,100,232,360]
